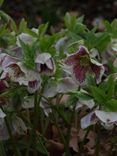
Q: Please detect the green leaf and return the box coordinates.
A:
[25,28,38,38]
[19,18,27,33]
[85,73,96,86]
[95,32,111,52]
[106,75,115,99]
[0,10,11,23]
[38,23,48,38]
[90,86,106,103]
[76,91,92,101]
[77,15,84,23]
[10,19,17,32]
[106,99,117,112]
[64,12,77,31]
[20,40,35,69]
[104,19,117,38]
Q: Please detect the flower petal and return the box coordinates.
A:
[91,59,104,83]
[95,110,117,123]
[35,53,51,64]
[73,64,88,83]
[43,80,57,98]
[16,33,34,46]
[57,77,78,93]
[64,46,89,66]
[81,112,96,129]
[0,109,6,118]
[12,117,27,135]
[35,53,55,75]
[28,80,41,93]
[0,53,18,70]
[40,99,52,116]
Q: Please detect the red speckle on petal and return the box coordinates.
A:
[73,64,87,83]
[91,63,101,80]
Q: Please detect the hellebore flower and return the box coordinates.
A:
[35,53,55,76]
[0,53,19,70]
[16,32,37,46]
[7,62,41,93]
[64,46,104,83]
[0,53,41,93]
[81,110,117,130]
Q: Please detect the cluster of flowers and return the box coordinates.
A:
[0,17,117,142]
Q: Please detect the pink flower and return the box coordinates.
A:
[64,46,104,83]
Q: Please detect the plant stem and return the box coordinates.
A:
[4,117,22,156]
[65,106,77,156]
[0,141,7,156]
[95,124,100,156]
[36,133,50,156]
[33,91,38,156]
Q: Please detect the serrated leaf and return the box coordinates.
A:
[25,28,38,38]
[90,86,106,103]
[64,12,77,31]
[19,18,27,33]
[38,23,48,38]
[20,40,35,69]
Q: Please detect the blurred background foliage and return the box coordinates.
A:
[1,0,117,28]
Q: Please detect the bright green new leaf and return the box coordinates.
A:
[38,23,48,38]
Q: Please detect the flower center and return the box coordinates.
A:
[79,55,90,67]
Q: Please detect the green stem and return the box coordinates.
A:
[33,91,38,156]
[42,117,50,136]
[37,133,50,156]
[95,124,100,156]
[4,117,22,156]
[0,141,7,156]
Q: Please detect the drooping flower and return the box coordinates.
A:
[0,54,41,93]
[81,110,117,130]
[9,62,41,93]
[64,46,104,83]
[0,53,19,70]
[81,112,97,129]
[16,32,37,46]
[35,53,55,76]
